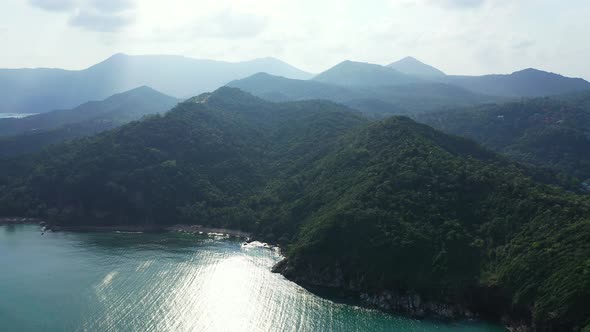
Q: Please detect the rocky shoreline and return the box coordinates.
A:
[164,224,252,239]
[0,217,252,239]
[271,258,539,332]
[0,217,44,225]
[272,259,476,320]
[60,224,252,239]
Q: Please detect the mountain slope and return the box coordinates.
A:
[0,54,311,114]
[228,73,499,116]
[388,56,446,77]
[270,117,590,330]
[226,72,353,102]
[445,68,590,97]
[313,61,421,87]
[416,93,590,181]
[0,88,588,330]
[0,88,366,225]
[0,87,178,156]
[0,86,178,136]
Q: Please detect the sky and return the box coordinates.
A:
[1,0,589,79]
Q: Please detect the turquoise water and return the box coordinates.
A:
[0,225,505,332]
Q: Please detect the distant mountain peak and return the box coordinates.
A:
[399,56,420,62]
[103,86,177,105]
[388,56,446,77]
[109,52,129,58]
[128,85,157,92]
[186,87,265,107]
[511,68,559,77]
[313,60,420,87]
[445,67,590,97]
[247,72,276,79]
[210,86,264,101]
[317,60,400,77]
[250,56,283,63]
[334,60,377,67]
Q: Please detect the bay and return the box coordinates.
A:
[0,225,505,332]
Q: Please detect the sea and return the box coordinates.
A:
[0,225,505,332]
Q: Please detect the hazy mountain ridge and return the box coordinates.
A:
[0,86,178,156]
[444,68,590,97]
[387,56,446,77]
[2,54,589,114]
[228,72,499,116]
[0,54,311,114]
[313,60,421,87]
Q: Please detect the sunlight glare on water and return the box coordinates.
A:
[0,225,505,332]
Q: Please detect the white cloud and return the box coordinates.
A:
[190,9,269,39]
[434,0,486,9]
[29,0,136,32]
[69,9,135,32]
[90,0,135,13]
[1,0,588,80]
[28,0,77,11]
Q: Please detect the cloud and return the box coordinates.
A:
[512,40,535,50]
[428,0,486,9]
[90,0,134,13]
[28,0,77,12]
[69,9,135,32]
[29,0,136,32]
[192,9,269,39]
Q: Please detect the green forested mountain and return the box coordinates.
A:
[227,73,352,102]
[0,87,178,156]
[228,73,498,116]
[0,54,310,114]
[312,59,590,99]
[313,60,421,86]
[0,88,366,225]
[0,86,177,136]
[416,93,590,181]
[444,68,590,97]
[0,88,588,330]
[272,117,590,330]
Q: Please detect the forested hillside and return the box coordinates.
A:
[0,87,178,157]
[416,93,590,181]
[0,88,588,330]
[271,117,590,331]
[443,69,590,97]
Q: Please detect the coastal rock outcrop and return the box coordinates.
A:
[272,258,476,320]
[272,258,546,330]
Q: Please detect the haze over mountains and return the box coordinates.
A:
[0,54,310,114]
[388,56,446,77]
[443,68,590,97]
[313,60,421,87]
[228,72,493,117]
[229,57,590,116]
[0,86,178,156]
[2,54,590,115]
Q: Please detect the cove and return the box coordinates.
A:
[0,225,505,331]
